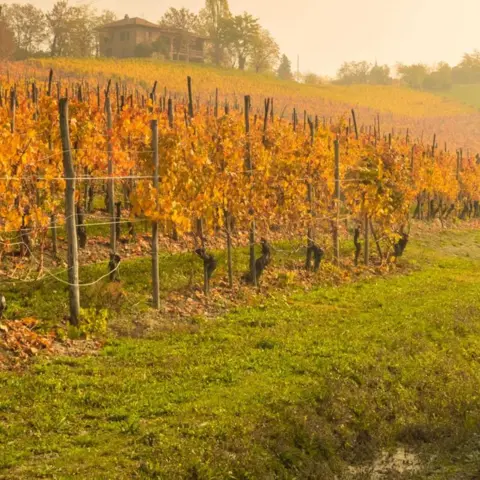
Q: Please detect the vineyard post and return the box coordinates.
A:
[263,98,270,146]
[214,88,219,118]
[168,98,174,128]
[59,98,80,326]
[245,95,256,286]
[333,139,341,265]
[187,76,194,119]
[364,212,369,266]
[432,134,436,157]
[46,70,57,255]
[47,69,53,96]
[9,87,15,133]
[106,97,116,251]
[305,118,315,270]
[151,120,160,309]
[115,82,120,114]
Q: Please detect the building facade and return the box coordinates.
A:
[98,16,206,62]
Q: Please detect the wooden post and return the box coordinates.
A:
[225,210,233,289]
[432,133,436,157]
[9,87,15,133]
[351,109,359,140]
[168,98,174,128]
[333,139,340,265]
[47,69,53,97]
[51,214,57,257]
[214,88,219,118]
[106,97,115,251]
[245,95,256,286]
[263,98,270,146]
[59,98,80,326]
[151,120,160,309]
[364,212,369,266]
[187,76,194,119]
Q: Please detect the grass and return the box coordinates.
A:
[438,84,480,110]
[1,227,480,478]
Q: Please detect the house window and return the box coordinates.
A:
[120,31,130,41]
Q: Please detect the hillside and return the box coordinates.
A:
[19,57,480,151]
[437,84,480,110]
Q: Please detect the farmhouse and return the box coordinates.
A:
[97,15,206,62]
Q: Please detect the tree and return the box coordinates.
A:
[277,54,293,80]
[249,28,279,73]
[337,61,371,84]
[2,3,47,56]
[303,72,323,85]
[47,1,98,57]
[228,12,260,70]
[369,63,391,85]
[0,6,14,59]
[423,62,452,90]
[397,63,428,89]
[160,7,199,32]
[94,10,117,56]
[160,7,200,61]
[198,0,232,65]
[452,51,480,84]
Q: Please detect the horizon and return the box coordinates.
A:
[3,0,479,76]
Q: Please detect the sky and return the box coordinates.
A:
[4,0,479,76]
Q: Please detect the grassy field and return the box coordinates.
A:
[439,84,480,110]
[1,226,480,479]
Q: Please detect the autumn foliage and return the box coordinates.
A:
[0,64,479,277]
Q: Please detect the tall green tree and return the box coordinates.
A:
[199,0,231,65]
[228,13,260,70]
[277,54,293,80]
[249,28,279,73]
[160,7,200,60]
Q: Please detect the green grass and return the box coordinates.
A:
[1,228,480,478]
[438,84,480,110]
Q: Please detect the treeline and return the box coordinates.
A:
[0,0,294,79]
[335,52,480,90]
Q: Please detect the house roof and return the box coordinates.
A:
[98,15,208,39]
[100,16,161,30]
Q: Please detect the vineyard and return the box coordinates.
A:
[1,61,480,324]
[2,60,480,479]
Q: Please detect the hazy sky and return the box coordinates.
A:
[5,0,479,76]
